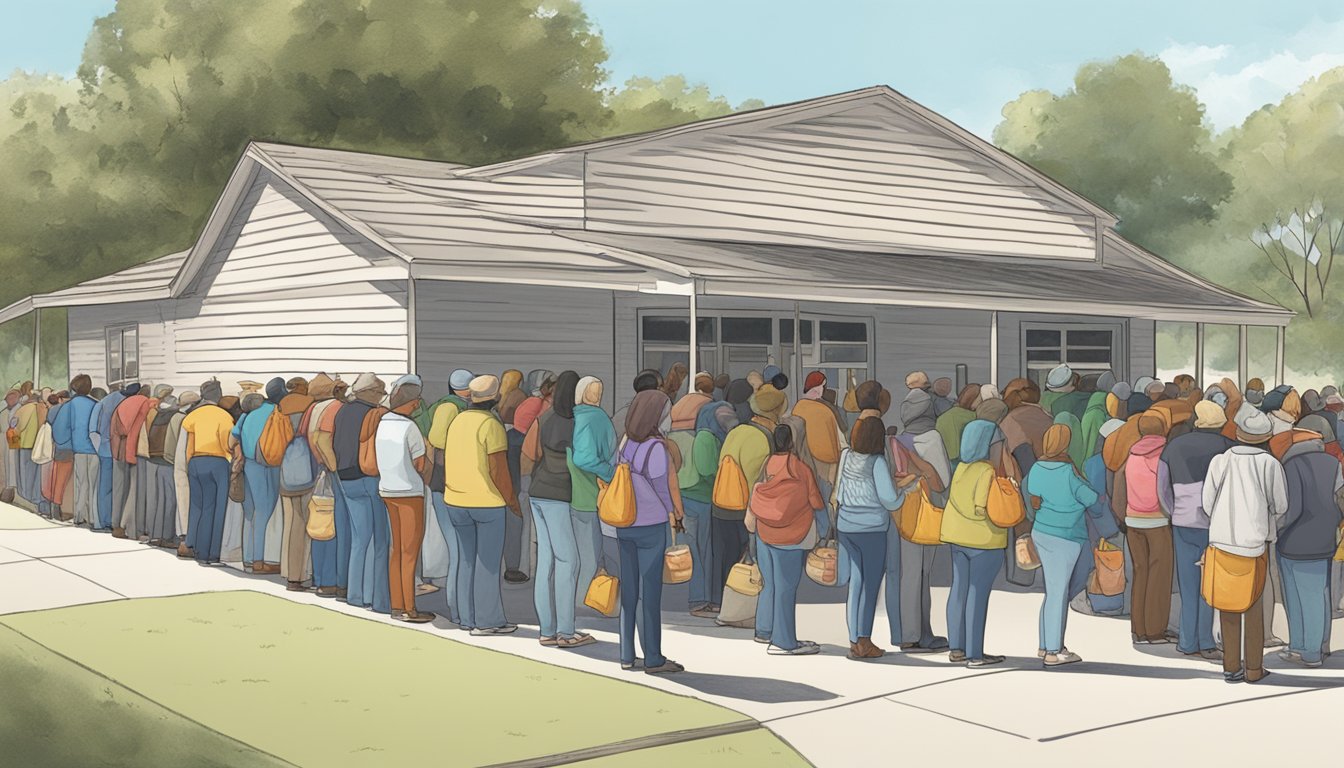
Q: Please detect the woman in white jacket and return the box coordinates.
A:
[1203,406,1287,684]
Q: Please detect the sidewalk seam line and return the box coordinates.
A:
[760,668,1019,725]
[0,621,303,768]
[1038,686,1332,742]
[476,719,762,768]
[33,555,131,600]
[886,699,1034,740]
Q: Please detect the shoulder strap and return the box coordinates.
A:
[299,402,319,438]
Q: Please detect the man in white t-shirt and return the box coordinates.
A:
[377,374,434,623]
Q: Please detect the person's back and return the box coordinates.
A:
[530,407,573,503]
[1278,445,1343,561]
[620,436,674,527]
[1204,446,1286,557]
[568,402,615,512]
[715,422,772,517]
[935,406,976,464]
[1160,428,1234,528]
[1122,434,1167,524]
[792,398,842,466]
[333,399,375,481]
[942,420,1006,551]
[835,449,899,532]
[753,453,822,546]
[1026,461,1097,542]
[442,407,506,507]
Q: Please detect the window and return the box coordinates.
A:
[1022,324,1118,388]
[106,325,138,389]
[641,316,716,344]
[778,319,814,345]
[721,317,773,345]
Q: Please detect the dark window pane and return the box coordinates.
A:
[819,321,866,342]
[778,319,814,345]
[1068,348,1112,364]
[697,317,716,343]
[721,317,773,345]
[1026,349,1060,363]
[1025,329,1061,348]
[642,316,689,343]
[821,344,867,363]
[1067,330,1112,348]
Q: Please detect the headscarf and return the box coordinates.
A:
[979,383,1001,402]
[625,389,671,443]
[1081,391,1109,457]
[499,368,523,400]
[900,388,937,435]
[551,371,579,420]
[1052,411,1086,469]
[696,401,736,443]
[575,376,601,406]
[525,369,555,397]
[955,384,981,410]
[750,384,787,421]
[264,377,287,405]
[1040,423,1073,463]
[1103,414,1143,472]
[959,420,1002,464]
[975,398,1008,424]
[1299,413,1336,441]
[725,378,754,423]
[1002,378,1034,411]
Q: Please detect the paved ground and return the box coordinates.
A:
[3,502,1343,766]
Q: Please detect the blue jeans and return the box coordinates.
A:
[431,492,463,624]
[948,544,1001,660]
[311,478,351,589]
[187,457,229,563]
[764,542,807,650]
[682,497,713,607]
[1279,555,1330,663]
[243,459,280,565]
[755,536,773,640]
[839,531,886,643]
[342,476,390,612]
[1033,531,1087,653]
[573,510,603,608]
[97,455,114,529]
[449,504,507,630]
[1173,526,1216,653]
[618,523,668,668]
[532,497,579,638]
[883,525,903,642]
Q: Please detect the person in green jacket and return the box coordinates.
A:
[711,386,784,614]
[568,376,616,609]
[942,419,1009,667]
[935,384,980,467]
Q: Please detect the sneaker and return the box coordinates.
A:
[1264,636,1287,649]
[470,624,518,636]
[948,650,967,663]
[1223,668,1246,683]
[768,641,820,656]
[690,604,720,618]
[503,569,530,584]
[1278,650,1323,668]
[1044,651,1082,667]
[966,655,1005,668]
[901,642,940,655]
[315,587,340,598]
[1038,647,1069,659]
[645,660,685,675]
[414,583,440,596]
[753,635,771,644]
[398,611,436,624]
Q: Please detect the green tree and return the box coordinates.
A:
[994,54,1232,252]
[606,75,764,136]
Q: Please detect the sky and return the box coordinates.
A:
[4,0,1343,138]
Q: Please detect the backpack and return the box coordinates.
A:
[280,404,319,494]
[31,422,54,465]
[668,430,701,490]
[358,405,389,477]
[749,457,812,526]
[712,423,773,511]
[258,406,294,467]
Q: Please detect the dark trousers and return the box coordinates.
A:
[96,455,114,529]
[1221,591,1266,678]
[187,457,229,563]
[504,429,525,572]
[1173,526,1216,653]
[1127,526,1174,641]
[710,516,750,604]
[618,523,668,668]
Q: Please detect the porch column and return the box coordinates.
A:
[1237,324,1249,388]
[1275,325,1286,386]
[406,278,417,375]
[1194,322,1205,390]
[687,281,698,394]
[793,301,802,400]
[989,311,999,386]
[32,309,40,388]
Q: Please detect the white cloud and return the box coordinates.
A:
[1161,20,1344,130]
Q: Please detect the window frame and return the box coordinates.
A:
[1020,321,1127,384]
[105,324,139,390]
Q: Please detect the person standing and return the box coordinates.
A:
[1111,414,1173,645]
[181,380,233,565]
[233,379,284,575]
[569,376,617,612]
[617,389,685,674]
[12,391,43,507]
[108,383,148,538]
[1275,425,1342,668]
[892,379,952,653]
[443,374,520,635]
[497,368,530,585]
[44,391,74,520]
[668,374,717,615]
[144,396,179,546]
[942,420,1009,667]
[334,373,391,613]
[426,369,476,622]
[1026,424,1098,666]
[529,371,593,647]
[277,377,316,590]
[1204,409,1286,683]
[55,375,98,527]
[1158,401,1233,659]
[711,385,784,612]
[304,374,346,599]
[935,385,981,467]
[376,375,435,623]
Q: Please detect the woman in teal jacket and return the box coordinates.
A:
[568,376,616,608]
[1025,423,1099,666]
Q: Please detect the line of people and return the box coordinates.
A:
[6,364,1341,684]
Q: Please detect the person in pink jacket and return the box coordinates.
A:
[1110,413,1172,645]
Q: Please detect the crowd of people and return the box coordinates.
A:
[4,362,1341,684]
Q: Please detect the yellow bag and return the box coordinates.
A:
[306,495,335,541]
[1335,524,1344,562]
[598,463,637,527]
[896,479,943,546]
[258,407,295,467]
[725,555,763,596]
[842,370,860,413]
[1201,546,1267,613]
[663,525,693,584]
[711,454,750,511]
[986,476,1026,529]
[584,568,620,617]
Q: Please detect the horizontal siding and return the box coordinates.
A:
[68,303,177,391]
[585,100,1098,260]
[414,281,615,405]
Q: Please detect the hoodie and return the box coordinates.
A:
[941,420,1008,550]
[1158,428,1234,529]
[1025,461,1099,542]
[1277,439,1344,561]
[1120,435,1167,527]
[1204,445,1288,558]
[567,403,616,513]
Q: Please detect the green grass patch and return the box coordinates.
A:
[0,623,286,768]
[572,729,812,767]
[0,591,752,767]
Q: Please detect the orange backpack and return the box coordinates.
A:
[258,407,295,467]
[358,406,389,477]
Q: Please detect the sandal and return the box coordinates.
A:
[539,636,559,647]
[556,633,596,649]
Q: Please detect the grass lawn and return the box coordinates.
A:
[0,591,804,767]
[0,623,286,768]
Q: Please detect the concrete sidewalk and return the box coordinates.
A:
[3,502,1343,767]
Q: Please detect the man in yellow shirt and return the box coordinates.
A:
[442,374,519,635]
[181,379,234,565]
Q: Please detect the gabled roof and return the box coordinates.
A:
[0,250,188,324]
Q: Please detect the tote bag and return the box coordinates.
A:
[305,472,336,541]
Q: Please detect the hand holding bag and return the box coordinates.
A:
[584,566,620,617]
[663,523,693,584]
[806,538,839,586]
[1015,534,1042,570]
